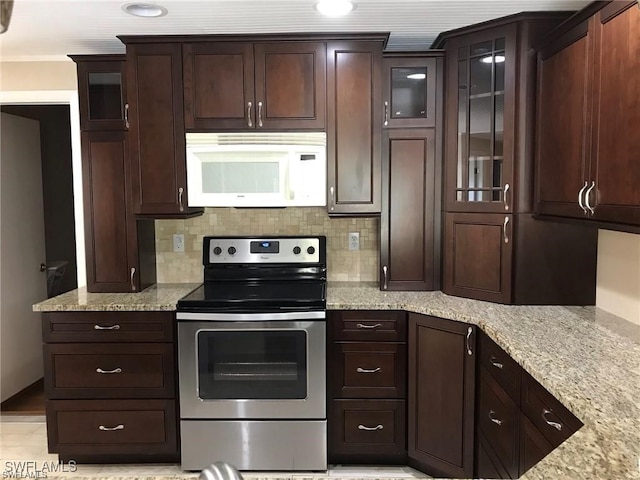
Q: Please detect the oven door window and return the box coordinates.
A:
[197,330,307,399]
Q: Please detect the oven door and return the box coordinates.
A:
[178,314,325,419]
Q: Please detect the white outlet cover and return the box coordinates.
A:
[348,232,360,251]
[173,234,185,253]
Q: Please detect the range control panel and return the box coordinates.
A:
[205,237,323,264]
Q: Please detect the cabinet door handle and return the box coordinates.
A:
[99,424,124,431]
[178,187,184,212]
[130,267,136,291]
[258,101,263,127]
[382,265,388,290]
[383,101,389,126]
[503,216,510,244]
[357,367,381,373]
[329,186,335,211]
[124,103,130,129]
[542,409,563,431]
[96,367,122,374]
[94,324,120,330]
[578,181,588,214]
[356,323,382,329]
[489,356,504,369]
[584,181,596,215]
[466,326,473,356]
[488,410,503,426]
[503,183,510,211]
[247,101,253,127]
[358,424,384,431]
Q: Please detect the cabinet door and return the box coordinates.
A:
[408,314,476,478]
[382,56,437,128]
[380,129,437,291]
[254,42,326,130]
[81,131,137,292]
[589,2,640,225]
[445,26,516,213]
[327,41,383,215]
[535,21,593,219]
[443,212,513,303]
[127,43,190,215]
[74,58,127,131]
[183,42,254,130]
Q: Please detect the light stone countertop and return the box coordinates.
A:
[33,282,640,479]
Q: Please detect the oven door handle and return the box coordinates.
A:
[176,311,326,321]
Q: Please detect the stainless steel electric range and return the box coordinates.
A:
[176,236,327,472]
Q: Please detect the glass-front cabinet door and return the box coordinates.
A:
[382,55,438,128]
[72,56,128,131]
[445,27,515,213]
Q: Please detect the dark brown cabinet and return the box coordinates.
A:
[438,14,599,305]
[121,40,203,217]
[183,41,326,130]
[42,311,179,463]
[326,39,384,215]
[536,2,640,227]
[327,310,407,463]
[407,313,476,478]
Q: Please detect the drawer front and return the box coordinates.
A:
[42,311,175,343]
[45,343,175,398]
[331,311,407,342]
[479,331,522,405]
[476,435,509,479]
[477,368,519,478]
[332,342,406,398]
[521,372,582,448]
[46,399,178,455]
[329,399,406,458]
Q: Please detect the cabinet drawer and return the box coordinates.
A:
[331,342,406,398]
[42,311,174,343]
[479,331,522,405]
[329,399,406,459]
[46,399,177,455]
[331,311,406,342]
[477,367,519,478]
[521,372,582,448]
[44,343,175,398]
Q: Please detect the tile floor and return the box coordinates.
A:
[0,415,430,479]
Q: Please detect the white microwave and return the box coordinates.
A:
[186,132,326,207]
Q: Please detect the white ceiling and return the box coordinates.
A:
[0,0,591,62]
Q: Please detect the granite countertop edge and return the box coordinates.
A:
[32,283,640,480]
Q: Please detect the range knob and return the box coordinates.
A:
[293,246,301,255]
[228,246,237,256]
[307,246,315,255]
[213,246,222,256]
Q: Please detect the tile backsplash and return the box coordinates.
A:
[155,207,379,283]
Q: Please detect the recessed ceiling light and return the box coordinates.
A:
[480,55,505,64]
[407,73,426,80]
[314,0,355,17]
[122,3,168,18]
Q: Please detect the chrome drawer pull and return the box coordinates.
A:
[578,181,588,214]
[96,368,122,374]
[358,424,383,431]
[99,424,124,431]
[94,324,120,330]
[584,181,596,215]
[488,410,503,426]
[357,367,381,373]
[356,323,382,329]
[542,409,563,431]
[489,356,504,369]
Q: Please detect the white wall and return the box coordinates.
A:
[596,230,640,326]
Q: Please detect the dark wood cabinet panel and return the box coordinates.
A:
[476,435,509,479]
[327,40,383,215]
[407,314,475,478]
[330,310,406,342]
[479,330,522,405]
[519,413,553,476]
[443,212,513,304]
[380,129,437,291]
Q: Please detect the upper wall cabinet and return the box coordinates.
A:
[183,41,326,130]
[326,39,385,215]
[536,1,640,227]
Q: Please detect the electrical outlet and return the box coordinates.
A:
[348,232,360,251]
[173,234,185,253]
